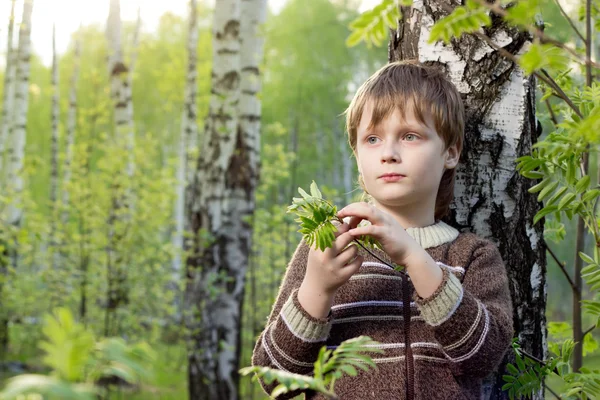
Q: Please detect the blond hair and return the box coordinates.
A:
[344,60,464,220]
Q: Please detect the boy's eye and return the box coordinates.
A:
[367,136,380,144]
[404,134,418,141]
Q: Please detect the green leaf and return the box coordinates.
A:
[519,42,569,76]
[582,189,600,203]
[346,29,365,47]
[557,192,576,211]
[310,181,323,199]
[546,186,568,206]
[580,252,595,264]
[528,177,551,193]
[538,181,559,202]
[429,4,491,44]
[534,205,558,225]
[575,175,591,194]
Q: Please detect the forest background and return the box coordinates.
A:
[0,0,595,399]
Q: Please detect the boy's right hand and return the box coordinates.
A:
[297,222,364,318]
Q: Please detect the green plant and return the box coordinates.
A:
[0,308,156,400]
[240,335,383,399]
[288,181,401,271]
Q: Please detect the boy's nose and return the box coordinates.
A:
[381,145,401,163]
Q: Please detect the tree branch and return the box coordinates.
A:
[476,0,600,69]
[545,98,558,126]
[583,324,595,338]
[551,0,585,42]
[545,243,576,291]
[471,31,582,118]
[545,383,562,400]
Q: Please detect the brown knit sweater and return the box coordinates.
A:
[251,221,514,399]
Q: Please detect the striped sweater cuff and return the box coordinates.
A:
[280,289,331,342]
[416,269,463,326]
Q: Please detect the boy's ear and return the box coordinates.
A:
[444,144,460,169]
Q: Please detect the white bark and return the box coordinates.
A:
[50,23,59,271]
[186,0,266,397]
[392,1,546,398]
[62,26,82,226]
[173,0,199,286]
[6,0,34,228]
[107,0,134,179]
[0,0,17,184]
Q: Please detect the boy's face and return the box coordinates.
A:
[355,102,459,213]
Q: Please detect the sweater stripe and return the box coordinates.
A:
[331,300,416,312]
[327,342,443,350]
[446,305,490,363]
[268,323,315,368]
[444,300,483,351]
[361,261,395,271]
[332,315,423,324]
[261,329,291,372]
[349,273,404,281]
[435,261,465,275]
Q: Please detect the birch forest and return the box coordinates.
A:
[0,0,597,399]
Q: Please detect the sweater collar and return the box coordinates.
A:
[405,220,459,249]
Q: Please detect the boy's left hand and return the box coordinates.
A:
[337,202,419,267]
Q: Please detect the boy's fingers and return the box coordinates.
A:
[337,243,358,265]
[347,216,363,230]
[334,222,350,237]
[334,231,357,254]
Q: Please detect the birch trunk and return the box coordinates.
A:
[5,0,34,228]
[0,0,17,184]
[104,0,135,336]
[185,0,266,397]
[1,0,34,363]
[174,0,199,295]
[50,24,60,273]
[62,27,82,225]
[390,1,546,398]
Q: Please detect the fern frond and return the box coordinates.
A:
[239,366,334,398]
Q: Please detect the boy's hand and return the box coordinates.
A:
[337,202,419,268]
[301,222,364,296]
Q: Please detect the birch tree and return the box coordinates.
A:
[62,27,82,226]
[0,0,17,183]
[388,1,545,398]
[173,0,199,303]
[1,0,34,363]
[5,0,34,230]
[50,24,60,273]
[185,0,267,397]
[104,0,136,335]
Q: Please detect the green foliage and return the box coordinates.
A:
[346,0,406,47]
[38,308,95,382]
[288,181,338,251]
[240,335,383,399]
[287,181,383,253]
[0,308,155,399]
[428,0,490,44]
[519,42,570,76]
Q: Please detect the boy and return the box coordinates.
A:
[252,60,513,399]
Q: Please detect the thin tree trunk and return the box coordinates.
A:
[6,0,34,228]
[105,0,135,336]
[50,24,60,274]
[1,0,34,363]
[389,2,545,399]
[0,0,17,184]
[185,0,266,398]
[62,26,82,226]
[174,0,199,303]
